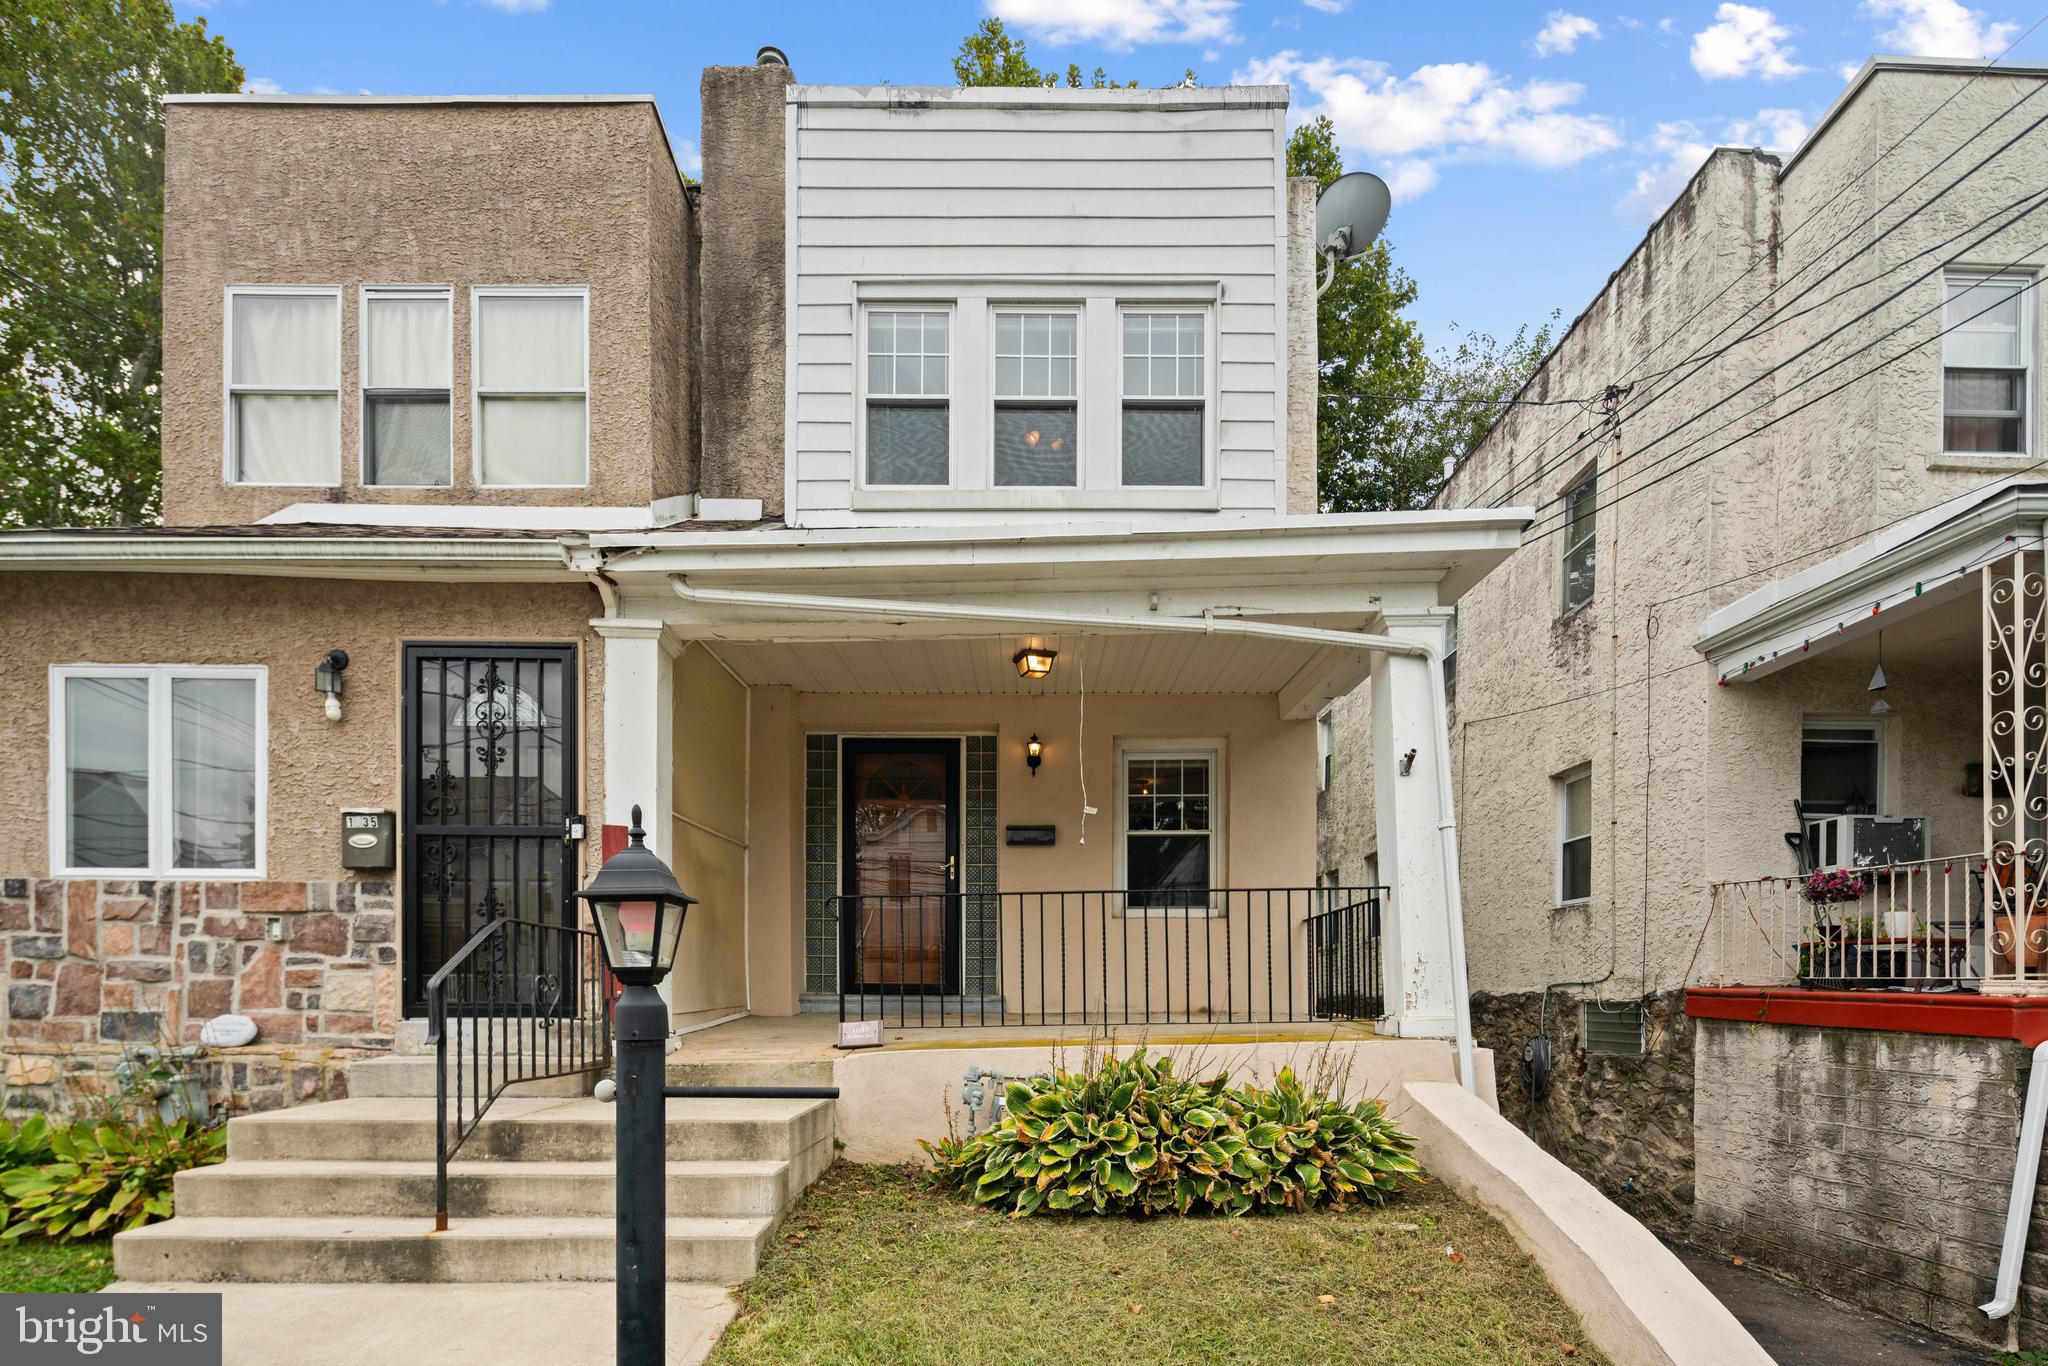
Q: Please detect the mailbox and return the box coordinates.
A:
[341,809,395,870]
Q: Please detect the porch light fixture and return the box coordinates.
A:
[313,649,349,722]
[578,805,696,986]
[1027,734,1044,776]
[1014,646,1057,679]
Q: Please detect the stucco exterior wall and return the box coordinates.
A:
[160,99,693,524]
[0,571,605,883]
[669,644,749,1027]
[741,691,1315,1016]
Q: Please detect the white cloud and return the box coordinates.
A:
[677,139,703,179]
[1303,0,1349,11]
[1619,106,1809,219]
[1657,16,1676,33]
[481,0,550,10]
[1239,51,1621,199]
[1690,3,1809,79]
[1534,11,1601,56]
[1863,0,2018,58]
[991,0,1239,48]
[1838,59,1866,80]
[243,76,285,94]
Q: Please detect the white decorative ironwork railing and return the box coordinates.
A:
[1692,855,1999,991]
[1984,548,2048,995]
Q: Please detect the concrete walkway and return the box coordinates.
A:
[106,1281,736,1365]
[1663,1243,1993,1365]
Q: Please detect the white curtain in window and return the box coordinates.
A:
[234,394,339,484]
[478,295,584,392]
[232,293,336,388]
[479,397,586,485]
[1945,279,2023,369]
[365,295,450,389]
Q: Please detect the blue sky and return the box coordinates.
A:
[174,0,2048,352]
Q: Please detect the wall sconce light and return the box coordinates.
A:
[1014,646,1057,680]
[1026,734,1044,777]
[314,649,349,722]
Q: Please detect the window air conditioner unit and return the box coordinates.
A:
[1804,815,1927,871]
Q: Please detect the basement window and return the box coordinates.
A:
[1582,1001,1645,1056]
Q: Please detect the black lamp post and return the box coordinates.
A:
[579,805,695,1366]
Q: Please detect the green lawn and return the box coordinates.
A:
[0,1237,115,1293]
[710,1163,1607,1366]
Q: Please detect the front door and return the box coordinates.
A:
[402,644,578,1016]
[840,739,961,995]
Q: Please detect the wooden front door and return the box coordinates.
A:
[841,739,960,995]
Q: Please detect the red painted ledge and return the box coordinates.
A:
[1686,986,2048,1046]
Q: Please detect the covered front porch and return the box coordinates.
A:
[577,512,1525,1047]
[1693,481,2048,996]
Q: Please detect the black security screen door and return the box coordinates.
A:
[402,644,578,1016]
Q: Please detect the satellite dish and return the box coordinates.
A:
[1313,171,1391,295]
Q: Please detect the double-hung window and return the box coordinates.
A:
[865,309,951,486]
[1122,747,1221,910]
[1120,311,1206,486]
[1561,469,1597,612]
[362,287,452,487]
[1557,765,1592,905]
[226,286,340,485]
[993,310,1079,486]
[1943,271,2032,455]
[50,666,266,877]
[474,287,588,487]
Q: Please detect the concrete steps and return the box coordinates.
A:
[116,1095,835,1287]
[345,1055,603,1099]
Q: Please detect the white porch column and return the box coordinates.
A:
[592,618,678,1010]
[1370,609,1458,1039]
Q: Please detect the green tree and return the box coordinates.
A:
[952,18,1137,89]
[0,0,243,527]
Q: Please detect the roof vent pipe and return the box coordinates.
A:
[756,45,788,67]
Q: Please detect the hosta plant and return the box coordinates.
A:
[921,1048,1421,1218]
[0,1118,224,1242]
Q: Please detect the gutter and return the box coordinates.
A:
[668,573,1480,1094]
[0,535,573,572]
[1983,1037,2048,1321]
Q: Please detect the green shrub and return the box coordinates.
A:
[0,1119,224,1242]
[0,1115,58,1170]
[921,1049,1422,1218]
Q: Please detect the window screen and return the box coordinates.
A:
[1582,1001,1645,1056]
[994,311,1079,487]
[1801,724,1879,816]
[1121,312,1205,486]
[866,310,950,486]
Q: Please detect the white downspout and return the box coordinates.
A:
[1983,1037,2048,1320]
[668,574,1479,1094]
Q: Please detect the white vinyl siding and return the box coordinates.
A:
[472,286,589,487]
[789,89,1288,522]
[49,666,267,878]
[225,286,341,486]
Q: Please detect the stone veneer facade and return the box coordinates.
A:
[1,877,396,1117]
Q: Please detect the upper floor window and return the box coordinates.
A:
[51,666,266,877]
[865,309,952,486]
[227,286,339,486]
[473,287,587,487]
[1944,271,2032,455]
[994,310,1079,487]
[1121,311,1206,486]
[1562,468,1596,613]
[362,287,452,487]
[1557,764,1592,905]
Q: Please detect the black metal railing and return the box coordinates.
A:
[834,886,1386,1028]
[427,915,612,1228]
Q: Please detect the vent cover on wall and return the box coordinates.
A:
[1582,1001,1646,1056]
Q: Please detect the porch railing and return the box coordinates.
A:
[834,886,1385,1027]
[427,915,612,1228]
[1694,854,2002,992]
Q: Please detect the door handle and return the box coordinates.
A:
[946,855,957,880]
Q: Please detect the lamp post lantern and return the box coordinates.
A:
[579,805,695,1366]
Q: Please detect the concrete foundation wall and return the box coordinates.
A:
[1692,1018,2048,1350]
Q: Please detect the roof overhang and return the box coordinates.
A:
[0,531,574,582]
[1696,480,2048,682]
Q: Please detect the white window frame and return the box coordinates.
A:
[222,284,342,488]
[470,284,591,489]
[1941,269,2035,459]
[990,306,1083,490]
[857,304,957,490]
[1114,740,1226,916]
[1316,712,1334,793]
[1556,764,1592,906]
[1800,716,1887,816]
[1117,306,1213,491]
[1561,466,1598,614]
[848,282,1221,512]
[359,284,454,489]
[48,665,269,880]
